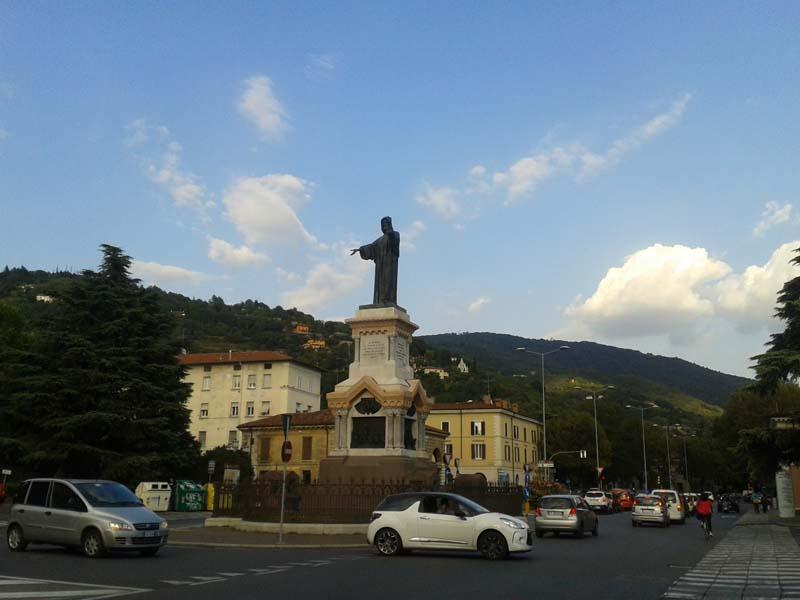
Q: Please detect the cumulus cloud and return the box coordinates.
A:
[416,185,461,219]
[493,145,578,200]
[562,244,730,343]
[223,175,322,248]
[208,237,270,267]
[132,260,208,286]
[281,244,370,313]
[238,75,288,140]
[400,220,426,252]
[468,296,490,315]
[753,201,792,237]
[125,119,213,217]
[276,267,300,283]
[716,241,800,332]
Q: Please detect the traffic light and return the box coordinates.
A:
[579,449,587,459]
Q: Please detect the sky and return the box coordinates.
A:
[1,2,799,378]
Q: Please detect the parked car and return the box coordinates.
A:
[583,490,612,513]
[611,489,633,511]
[533,495,598,539]
[367,492,532,560]
[651,489,686,523]
[6,478,169,558]
[718,495,740,514]
[631,494,670,527]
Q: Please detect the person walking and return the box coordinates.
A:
[752,491,762,513]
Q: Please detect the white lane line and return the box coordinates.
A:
[252,569,291,576]
[189,577,220,582]
[0,582,39,587]
[162,581,193,586]
[0,592,115,599]
[217,573,245,577]
[0,576,148,599]
[310,561,332,567]
[287,562,312,566]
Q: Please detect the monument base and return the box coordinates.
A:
[318,455,438,485]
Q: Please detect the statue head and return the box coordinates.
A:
[381,216,393,234]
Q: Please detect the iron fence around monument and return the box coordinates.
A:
[213,480,525,523]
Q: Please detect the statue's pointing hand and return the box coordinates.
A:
[350,248,359,256]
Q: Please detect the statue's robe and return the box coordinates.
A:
[359,230,400,305]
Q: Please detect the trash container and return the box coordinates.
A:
[173,480,206,512]
[134,481,172,512]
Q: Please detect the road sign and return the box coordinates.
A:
[597,467,604,476]
[538,461,555,469]
[579,450,587,459]
[1,469,11,476]
[207,460,215,475]
[281,414,292,440]
[281,440,293,463]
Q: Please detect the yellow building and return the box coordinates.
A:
[302,339,327,351]
[427,399,542,485]
[179,351,322,452]
[239,410,448,483]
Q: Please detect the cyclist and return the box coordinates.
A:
[695,493,713,536]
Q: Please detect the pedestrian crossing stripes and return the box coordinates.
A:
[662,524,800,599]
[0,576,149,599]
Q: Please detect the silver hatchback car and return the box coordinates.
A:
[534,495,598,538]
[631,494,670,528]
[6,478,169,557]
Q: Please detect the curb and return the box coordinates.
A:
[169,541,371,550]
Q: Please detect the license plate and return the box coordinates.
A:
[642,508,653,513]
[144,531,156,537]
[548,511,560,517]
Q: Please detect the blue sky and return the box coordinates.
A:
[2,2,799,377]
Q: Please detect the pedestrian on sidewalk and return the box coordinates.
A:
[752,492,761,513]
[762,493,770,514]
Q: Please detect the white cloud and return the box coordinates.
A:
[753,201,792,237]
[223,175,322,248]
[208,237,270,267]
[716,241,799,332]
[305,54,337,81]
[400,220,426,252]
[493,145,578,200]
[276,267,300,283]
[238,75,288,140]
[468,296,490,315]
[125,119,213,217]
[281,244,370,313]
[561,244,730,343]
[416,184,461,219]
[469,165,486,178]
[132,260,208,286]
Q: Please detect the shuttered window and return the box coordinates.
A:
[260,438,270,462]
[302,437,312,460]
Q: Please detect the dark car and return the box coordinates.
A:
[718,495,740,514]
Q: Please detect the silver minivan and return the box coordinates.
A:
[6,478,169,557]
[534,495,598,538]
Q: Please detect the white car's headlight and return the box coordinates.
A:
[160,521,169,529]
[108,521,133,531]
[500,517,525,529]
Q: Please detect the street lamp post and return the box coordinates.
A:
[625,403,658,491]
[581,387,614,488]
[516,345,571,480]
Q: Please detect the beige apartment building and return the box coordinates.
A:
[427,399,542,485]
[179,351,322,452]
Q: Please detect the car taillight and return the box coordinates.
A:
[633,499,638,506]
[569,508,577,517]
[535,508,542,517]
[370,512,382,522]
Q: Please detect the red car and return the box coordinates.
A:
[611,489,633,511]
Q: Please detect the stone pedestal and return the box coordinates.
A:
[318,306,436,484]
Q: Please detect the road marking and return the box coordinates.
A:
[252,569,291,576]
[162,581,194,586]
[0,521,8,528]
[287,562,312,566]
[217,573,245,577]
[0,576,148,599]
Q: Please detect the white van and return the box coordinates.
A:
[651,489,685,523]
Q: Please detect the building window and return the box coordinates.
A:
[232,375,241,390]
[302,470,312,484]
[523,428,527,442]
[524,448,528,464]
[247,374,257,390]
[297,375,303,389]
[262,374,272,388]
[198,431,206,449]
[470,421,485,436]
[514,447,520,462]
[504,423,509,437]
[260,402,270,416]
[259,437,270,462]
[203,365,212,372]
[264,363,272,370]
[440,421,450,433]
[445,443,453,456]
[302,437,312,460]
[246,402,254,417]
[202,376,211,391]
[233,363,242,371]
[471,443,486,460]
[228,430,238,448]
[513,425,519,440]
[296,403,302,413]
[504,445,511,461]
[306,405,312,412]
[230,403,239,417]
[200,403,209,418]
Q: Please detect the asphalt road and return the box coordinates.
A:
[0,510,740,600]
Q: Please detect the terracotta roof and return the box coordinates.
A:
[425,425,447,436]
[178,351,321,372]
[239,409,334,430]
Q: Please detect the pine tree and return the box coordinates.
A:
[751,246,800,390]
[0,245,199,485]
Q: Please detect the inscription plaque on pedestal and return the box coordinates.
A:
[392,336,409,364]
[361,338,388,363]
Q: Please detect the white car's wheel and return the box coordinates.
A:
[374,528,402,556]
[478,530,508,560]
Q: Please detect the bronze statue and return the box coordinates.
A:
[351,216,400,306]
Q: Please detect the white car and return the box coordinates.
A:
[367,492,532,560]
[651,489,686,523]
[583,490,612,513]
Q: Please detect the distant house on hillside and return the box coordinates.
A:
[35,294,54,303]
[303,339,327,351]
[456,358,469,374]
[294,324,310,335]
[422,367,449,380]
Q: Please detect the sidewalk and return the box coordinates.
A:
[169,527,368,549]
[662,510,800,600]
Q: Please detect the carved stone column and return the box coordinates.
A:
[335,409,349,450]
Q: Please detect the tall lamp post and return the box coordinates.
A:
[516,345,571,480]
[577,386,614,488]
[651,424,673,490]
[625,403,658,491]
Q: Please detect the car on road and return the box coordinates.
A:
[6,478,168,558]
[611,489,633,511]
[583,490,612,513]
[651,489,686,523]
[367,492,532,560]
[533,495,598,539]
[631,494,670,527]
